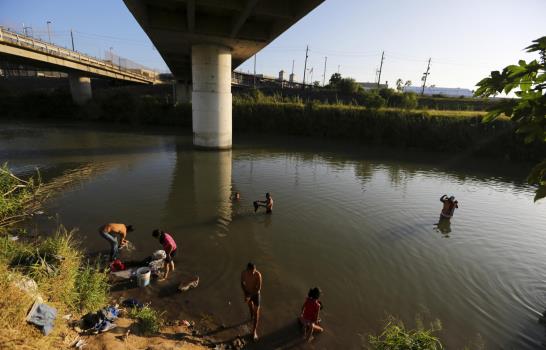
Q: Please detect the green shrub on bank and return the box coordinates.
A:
[128,305,165,335]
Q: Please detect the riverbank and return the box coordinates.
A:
[0,166,212,350]
[1,91,541,161]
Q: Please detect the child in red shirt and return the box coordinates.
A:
[299,287,324,342]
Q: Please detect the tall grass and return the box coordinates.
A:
[0,227,110,349]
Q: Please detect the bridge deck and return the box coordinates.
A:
[0,28,155,84]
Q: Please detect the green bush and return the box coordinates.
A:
[75,262,110,313]
[128,305,165,335]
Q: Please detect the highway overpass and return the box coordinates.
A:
[0,27,156,104]
[124,0,324,149]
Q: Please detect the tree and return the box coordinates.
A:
[337,77,359,95]
[329,73,342,87]
[395,79,413,92]
[313,81,321,87]
[475,36,546,201]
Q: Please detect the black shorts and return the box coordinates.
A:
[246,292,261,307]
[165,249,177,263]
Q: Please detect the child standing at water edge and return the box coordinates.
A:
[98,223,133,261]
[299,287,324,342]
[152,229,178,281]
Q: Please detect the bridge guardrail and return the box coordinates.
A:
[0,27,155,83]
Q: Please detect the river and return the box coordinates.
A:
[2,121,546,349]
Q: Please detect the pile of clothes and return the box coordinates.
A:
[82,306,120,334]
[146,250,166,276]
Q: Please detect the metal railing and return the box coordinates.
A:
[0,27,156,83]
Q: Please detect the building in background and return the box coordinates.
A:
[403,86,474,97]
[358,82,388,90]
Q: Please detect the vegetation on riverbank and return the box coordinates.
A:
[367,317,443,350]
[0,166,110,349]
[1,89,540,161]
[127,305,165,335]
[0,227,110,349]
[0,163,41,227]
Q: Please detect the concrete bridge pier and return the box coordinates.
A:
[191,44,232,149]
[68,73,92,105]
[175,81,192,104]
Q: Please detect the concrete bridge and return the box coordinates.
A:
[0,27,156,104]
[124,0,324,149]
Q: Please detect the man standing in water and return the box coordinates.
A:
[241,262,262,341]
[98,223,133,261]
[440,195,459,219]
[254,193,273,214]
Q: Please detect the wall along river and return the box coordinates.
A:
[2,121,546,349]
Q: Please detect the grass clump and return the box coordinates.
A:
[127,305,165,335]
[367,316,443,350]
[0,227,110,349]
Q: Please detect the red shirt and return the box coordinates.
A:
[302,297,320,323]
[161,233,177,252]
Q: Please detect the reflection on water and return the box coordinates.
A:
[434,216,452,237]
[2,122,546,349]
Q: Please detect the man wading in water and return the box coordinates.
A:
[254,193,273,214]
[241,262,262,341]
[440,195,459,219]
[98,223,133,261]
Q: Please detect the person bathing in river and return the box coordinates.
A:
[299,287,324,342]
[241,262,262,341]
[440,195,459,219]
[98,223,134,261]
[152,229,178,281]
[254,192,273,214]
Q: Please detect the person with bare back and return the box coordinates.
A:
[240,262,262,341]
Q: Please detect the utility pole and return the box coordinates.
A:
[377,51,385,88]
[70,29,75,51]
[302,45,309,89]
[253,54,257,88]
[46,21,52,43]
[337,65,340,74]
[322,56,327,86]
[421,58,431,95]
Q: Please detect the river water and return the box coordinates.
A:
[2,121,546,349]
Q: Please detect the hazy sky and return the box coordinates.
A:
[1,0,545,90]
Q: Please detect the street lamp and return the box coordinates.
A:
[46,21,52,43]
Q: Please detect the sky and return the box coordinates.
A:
[1,0,545,90]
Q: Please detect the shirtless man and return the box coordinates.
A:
[98,223,134,261]
[240,262,262,341]
[254,193,273,214]
[440,195,459,219]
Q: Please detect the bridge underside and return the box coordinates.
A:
[124,0,323,81]
[125,0,323,149]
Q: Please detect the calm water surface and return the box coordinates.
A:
[2,122,546,349]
